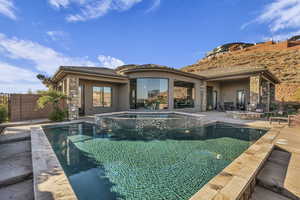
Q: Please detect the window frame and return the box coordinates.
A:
[130,78,169,110]
[92,86,112,108]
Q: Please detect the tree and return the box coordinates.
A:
[37,90,68,121]
[36,74,57,89]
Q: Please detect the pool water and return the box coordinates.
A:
[44,121,267,200]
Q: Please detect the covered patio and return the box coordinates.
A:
[200,66,279,112]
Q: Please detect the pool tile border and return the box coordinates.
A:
[189,128,281,200]
[31,126,78,200]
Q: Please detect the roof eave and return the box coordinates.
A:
[205,70,280,84]
[120,67,205,80]
[51,67,128,83]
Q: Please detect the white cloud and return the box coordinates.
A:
[0,62,37,82]
[66,0,142,22]
[0,33,125,92]
[258,0,300,32]
[0,0,16,20]
[263,30,300,41]
[46,30,68,41]
[0,82,46,93]
[0,62,45,93]
[49,0,70,8]
[66,0,112,22]
[48,0,143,22]
[48,0,86,8]
[98,55,125,68]
[0,33,97,75]
[145,0,160,13]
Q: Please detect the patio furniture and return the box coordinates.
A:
[269,115,296,126]
[226,111,264,120]
[224,102,234,111]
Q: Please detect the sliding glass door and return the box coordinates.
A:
[130,78,168,110]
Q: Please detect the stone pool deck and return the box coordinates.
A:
[190,125,300,200]
[0,125,34,200]
[0,112,299,200]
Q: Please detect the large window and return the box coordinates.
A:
[174,81,195,108]
[93,86,112,107]
[130,78,168,110]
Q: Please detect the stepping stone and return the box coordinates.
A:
[250,186,291,200]
[0,179,33,200]
[268,149,291,167]
[0,151,32,187]
[0,141,31,160]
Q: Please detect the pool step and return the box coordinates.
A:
[0,179,34,200]
[0,127,30,144]
[0,140,33,187]
[250,186,291,200]
[255,149,300,200]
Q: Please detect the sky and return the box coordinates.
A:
[0,0,300,93]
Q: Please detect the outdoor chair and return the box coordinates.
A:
[224,102,234,111]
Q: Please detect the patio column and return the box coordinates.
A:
[194,81,201,111]
[267,82,271,112]
[168,78,174,110]
[250,75,260,109]
[200,81,207,112]
[66,75,79,120]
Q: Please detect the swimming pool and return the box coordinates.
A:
[43,116,267,200]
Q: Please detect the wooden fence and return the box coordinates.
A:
[0,93,66,122]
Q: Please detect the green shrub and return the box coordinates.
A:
[37,89,68,122]
[0,104,8,123]
[49,109,68,122]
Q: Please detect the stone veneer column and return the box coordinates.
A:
[200,81,207,112]
[250,75,260,108]
[267,82,271,112]
[66,76,79,120]
[168,78,174,110]
[194,81,201,111]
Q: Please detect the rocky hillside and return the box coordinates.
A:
[183,40,300,103]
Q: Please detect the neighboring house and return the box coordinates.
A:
[51,64,280,120]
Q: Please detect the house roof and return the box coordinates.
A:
[52,66,128,82]
[116,64,206,80]
[196,65,280,83]
[51,64,280,84]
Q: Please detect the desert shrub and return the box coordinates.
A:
[0,104,8,123]
[49,109,68,122]
[37,90,68,122]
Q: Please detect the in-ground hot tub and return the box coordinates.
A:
[43,113,268,200]
[96,113,207,137]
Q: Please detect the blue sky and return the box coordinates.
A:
[0,0,299,93]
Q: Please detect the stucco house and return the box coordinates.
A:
[51,64,280,120]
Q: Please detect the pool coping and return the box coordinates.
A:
[31,124,80,200]
[189,126,281,200]
[31,112,282,200]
